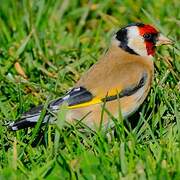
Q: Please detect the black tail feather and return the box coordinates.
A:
[8,119,37,131]
[8,96,66,131]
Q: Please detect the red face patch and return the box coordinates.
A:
[138,25,159,36]
[138,25,159,56]
[145,41,156,56]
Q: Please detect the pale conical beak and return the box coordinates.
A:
[156,33,173,46]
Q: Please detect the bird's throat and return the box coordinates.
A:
[145,42,156,56]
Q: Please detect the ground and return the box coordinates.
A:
[0,0,180,179]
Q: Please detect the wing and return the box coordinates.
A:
[65,71,147,109]
[49,87,95,109]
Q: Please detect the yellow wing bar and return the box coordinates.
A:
[68,97,102,109]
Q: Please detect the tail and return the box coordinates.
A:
[8,105,45,131]
[9,118,39,131]
[8,98,64,131]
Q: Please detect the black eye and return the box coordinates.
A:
[143,33,152,40]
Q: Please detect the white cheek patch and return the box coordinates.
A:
[127,26,148,56]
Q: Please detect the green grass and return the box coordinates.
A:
[0,0,180,179]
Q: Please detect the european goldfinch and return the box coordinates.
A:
[9,23,172,131]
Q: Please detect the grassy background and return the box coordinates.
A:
[0,0,180,179]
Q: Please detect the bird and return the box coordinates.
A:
[9,22,172,131]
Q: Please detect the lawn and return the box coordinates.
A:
[0,0,179,179]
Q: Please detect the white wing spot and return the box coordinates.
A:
[73,88,80,92]
[12,126,18,131]
[63,94,70,100]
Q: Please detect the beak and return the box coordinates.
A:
[156,33,173,46]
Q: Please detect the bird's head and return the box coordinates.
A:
[114,23,172,57]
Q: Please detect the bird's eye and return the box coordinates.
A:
[143,34,152,40]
